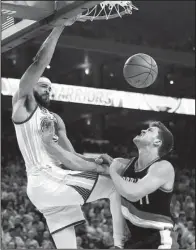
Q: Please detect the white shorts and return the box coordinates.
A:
[26,166,115,233]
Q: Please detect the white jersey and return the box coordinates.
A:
[13,105,61,176]
[13,105,99,234]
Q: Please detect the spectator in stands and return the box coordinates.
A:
[2,225,12,246]
[77,236,83,249]
[25,229,39,248]
[41,230,55,248]
[6,241,16,249]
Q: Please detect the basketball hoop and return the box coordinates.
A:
[1,1,138,53]
[76,1,138,21]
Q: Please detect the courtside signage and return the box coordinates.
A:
[1,78,195,116]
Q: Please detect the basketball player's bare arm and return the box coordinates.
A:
[13,26,64,104]
[42,124,109,174]
[12,19,75,118]
[109,159,174,202]
[95,154,130,166]
[46,142,109,174]
[53,113,75,153]
[53,113,101,162]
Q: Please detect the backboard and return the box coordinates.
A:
[1,1,102,53]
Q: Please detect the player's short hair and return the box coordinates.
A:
[150,121,174,157]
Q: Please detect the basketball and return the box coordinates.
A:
[123,53,158,88]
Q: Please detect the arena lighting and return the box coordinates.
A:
[85,68,90,75]
[170,80,174,84]
[1,78,195,116]
[46,65,51,69]
[86,118,91,125]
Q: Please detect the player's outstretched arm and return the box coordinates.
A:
[13,19,76,105]
[15,26,64,102]
[47,142,109,174]
[109,159,174,202]
[53,113,106,163]
[41,123,109,174]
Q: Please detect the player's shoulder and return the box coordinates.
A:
[51,112,66,130]
[150,159,174,175]
[50,111,57,117]
[51,112,61,121]
[12,90,31,107]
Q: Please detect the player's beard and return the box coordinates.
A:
[33,90,50,108]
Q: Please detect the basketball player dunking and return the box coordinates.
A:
[96,122,179,249]
[12,23,125,249]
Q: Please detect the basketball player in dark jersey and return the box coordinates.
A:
[96,122,179,249]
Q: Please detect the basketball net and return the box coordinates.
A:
[76,1,138,21]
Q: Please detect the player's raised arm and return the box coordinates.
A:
[17,26,64,100]
[13,18,76,104]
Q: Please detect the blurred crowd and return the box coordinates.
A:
[1,130,195,249]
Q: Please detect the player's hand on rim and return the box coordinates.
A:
[54,17,78,29]
[64,17,77,26]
